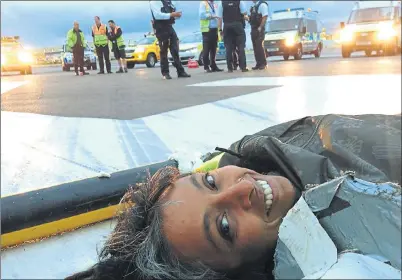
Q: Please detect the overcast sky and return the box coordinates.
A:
[1,1,354,48]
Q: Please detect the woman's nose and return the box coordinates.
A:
[212,179,254,211]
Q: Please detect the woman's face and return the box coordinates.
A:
[161,166,296,272]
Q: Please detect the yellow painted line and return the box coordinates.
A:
[1,203,129,248]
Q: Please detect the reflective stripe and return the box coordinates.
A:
[92,24,108,47]
[200,1,210,32]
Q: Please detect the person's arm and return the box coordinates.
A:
[217,1,223,33]
[238,1,248,22]
[199,1,211,20]
[116,27,122,38]
[150,0,179,20]
[258,2,269,31]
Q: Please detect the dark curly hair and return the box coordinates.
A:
[66,166,274,280]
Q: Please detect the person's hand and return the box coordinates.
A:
[244,15,250,21]
[258,26,262,33]
[171,11,182,18]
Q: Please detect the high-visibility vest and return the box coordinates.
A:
[113,26,125,48]
[200,1,217,33]
[92,24,108,47]
[66,29,86,51]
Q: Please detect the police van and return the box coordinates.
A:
[340,1,401,57]
[264,8,325,60]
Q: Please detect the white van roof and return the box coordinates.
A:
[353,1,401,10]
[270,8,319,21]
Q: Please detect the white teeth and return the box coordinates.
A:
[257,180,274,213]
[264,188,272,195]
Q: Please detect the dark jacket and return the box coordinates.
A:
[212,114,401,196]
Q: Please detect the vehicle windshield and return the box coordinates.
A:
[137,37,155,45]
[180,33,202,44]
[1,43,21,52]
[267,18,302,32]
[348,7,394,24]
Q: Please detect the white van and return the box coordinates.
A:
[340,1,401,57]
[264,8,326,61]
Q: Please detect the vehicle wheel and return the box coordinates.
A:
[146,53,156,68]
[294,45,303,60]
[365,50,372,57]
[198,51,204,66]
[314,43,322,58]
[92,64,97,70]
[385,40,397,56]
[283,54,289,61]
[341,45,351,58]
[127,62,135,69]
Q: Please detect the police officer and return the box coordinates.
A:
[92,16,112,74]
[232,14,246,70]
[150,0,191,80]
[217,0,249,72]
[199,0,223,73]
[107,20,128,73]
[66,21,89,76]
[249,0,268,70]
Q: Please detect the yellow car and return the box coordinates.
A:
[1,36,33,75]
[126,35,160,68]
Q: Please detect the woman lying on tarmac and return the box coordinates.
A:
[67,114,401,280]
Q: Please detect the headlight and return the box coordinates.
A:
[377,22,396,41]
[18,52,33,63]
[135,47,145,53]
[285,36,296,47]
[340,26,354,43]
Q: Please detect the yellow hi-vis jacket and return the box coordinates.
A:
[200,1,221,41]
[92,24,108,47]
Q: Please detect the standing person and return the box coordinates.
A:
[249,0,268,70]
[107,20,127,73]
[92,16,112,74]
[217,0,249,73]
[199,0,223,73]
[232,14,245,70]
[150,0,191,80]
[66,21,89,76]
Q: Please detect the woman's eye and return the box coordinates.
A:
[220,213,232,241]
[204,173,217,190]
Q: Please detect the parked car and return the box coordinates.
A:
[168,32,226,65]
[61,45,97,71]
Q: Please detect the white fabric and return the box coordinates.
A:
[320,253,402,279]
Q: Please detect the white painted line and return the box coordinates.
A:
[1,81,28,95]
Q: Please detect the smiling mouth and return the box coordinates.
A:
[256,180,274,215]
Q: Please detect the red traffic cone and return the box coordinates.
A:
[188,58,199,69]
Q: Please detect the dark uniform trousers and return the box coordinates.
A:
[95,45,111,72]
[224,21,246,71]
[251,27,267,67]
[72,46,85,74]
[202,28,218,70]
[155,25,185,75]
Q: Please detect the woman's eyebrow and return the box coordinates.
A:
[189,174,203,190]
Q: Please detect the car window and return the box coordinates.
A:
[306,19,317,33]
[137,37,156,45]
[180,34,201,44]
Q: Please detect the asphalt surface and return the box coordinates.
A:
[1,50,401,119]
